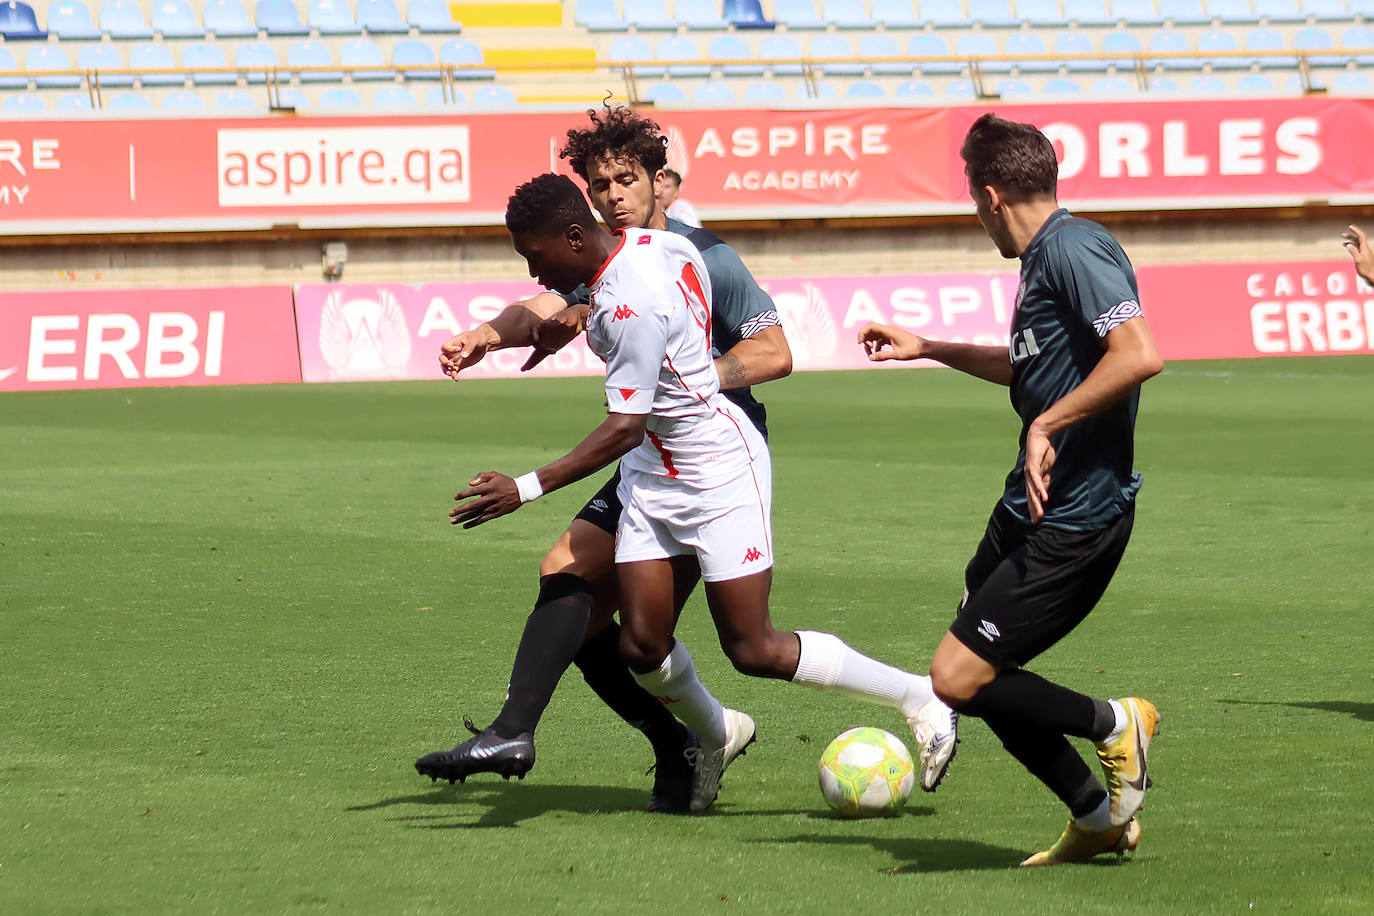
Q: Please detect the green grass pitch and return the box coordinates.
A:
[2,357,1371,914]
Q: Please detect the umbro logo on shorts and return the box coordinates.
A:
[741,547,763,564]
[590,499,609,512]
[977,619,1001,642]
[612,304,639,321]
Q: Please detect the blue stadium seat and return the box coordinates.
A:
[1147,74,1178,90]
[1101,29,1144,69]
[356,0,406,32]
[56,92,93,109]
[1064,0,1115,24]
[1236,73,1275,90]
[472,84,515,105]
[801,80,837,98]
[860,34,910,74]
[1245,27,1295,67]
[184,42,235,84]
[1055,29,1101,70]
[151,0,203,37]
[909,33,960,74]
[1340,25,1374,65]
[773,0,825,28]
[722,0,774,28]
[439,38,496,78]
[970,0,1020,26]
[3,92,46,112]
[576,0,625,30]
[811,34,865,75]
[233,41,279,84]
[1204,0,1260,23]
[391,38,439,78]
[624,0,676,29]
[1301,0,1347,19]
[203,0,256,36]
[957,32,1012,73]
[1330,70,1373,92]
[161,90,204,109]
[996,77,1034,95]
[1,0,46,39]
[744,79,785,101]
[1252,0,1303,20]
[759,34,804,75]
[692,80,736,103]
[609,35,657,77]
[275,87,309,107]
[0,47,25,88]
[823,0,874,27]
[894,78,935,95]
[846,79,886,97]
[642,81,687,102]
[213,89,260,108]
[45,0,98,39]
[79,42,134,87]
[319,86,363,107]
[339,37,390,79]
[1157,0,1208,22]
[1147,28,1194,68]
[1187,74,1227,93]
[130,42,183,85]
[107,91,152,110]
[1091,75,1133,92]
[424,84,466,105]
[1043,75,1084,92]
[872,0,920,26]
[1110,0,1161,23]
[1017,0,1069,24]
[407,0,462,31]
[1293,26,1338,67]
[100,0,152,37]
[1006,32,1055,71]
[255,0,307,34]
[657,36,710,77]
[287,40,335,81]
[373,85,416,106]
[921,0,967,26]
[709,34,764,76]
[676,0,726,28]
[308,0,359,34]
[27,45,82,87]
[1198,28,1245,68]
[945,78,976,96]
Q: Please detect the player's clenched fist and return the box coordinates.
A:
[1342,224,1374,286]
[857,322,928,362]
[451,471,522,528]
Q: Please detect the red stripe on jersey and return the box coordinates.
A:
[678,261,712,341]
[588,231,629,288]
[645,430,678,478]
[713,405,771,556]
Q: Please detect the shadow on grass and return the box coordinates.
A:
[753,833,1031,873]
[1218,699,1374,723]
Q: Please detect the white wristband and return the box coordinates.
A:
[515,471,544,504]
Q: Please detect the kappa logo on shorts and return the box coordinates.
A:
[977,619,1001,642]
[741,547,764,564]
[611,304,639,321]
[590,499,609,512]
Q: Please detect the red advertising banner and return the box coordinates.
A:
[3,99,1373,234]
[0,286,301,392]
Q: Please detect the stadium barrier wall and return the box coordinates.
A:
[4,260,1370,392]
[2,98,1374,235]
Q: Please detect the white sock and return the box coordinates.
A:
[1099,699,1128,746]
[791,630,935,718]
[1074,796,1113,832]
[631,639,727,747]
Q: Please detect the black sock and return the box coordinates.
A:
[960,668,1106,740]
[982,711,1107,818]
[489,573,594,739]
[573,621,689,757]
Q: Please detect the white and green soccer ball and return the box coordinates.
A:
[818,727,915,817]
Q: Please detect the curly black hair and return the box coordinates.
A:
[559,104,669,182]
[505,173,595,237]
[960,113,1058,199]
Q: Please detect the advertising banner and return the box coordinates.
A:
[0,286,301,392]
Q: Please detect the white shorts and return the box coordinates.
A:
[615,452,773,582]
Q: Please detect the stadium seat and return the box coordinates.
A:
[439,38,496,79]
[846,79,886,97]
[275,87,309,107]
[1188,73,1227,92]
[161,90,204,109]
[1198,28,1246,68]
[1340,26,1374,66]
[3,92,45,112]
[1204,0,1260,23]
[1017,0,1070,25]
[45,0,99,39]
[287,40,335,81]
[909,33,959,74]
[1043,75,1084,92]
[1147,29,1194,68]
[1110,0,1161,23]
[151,0,203,37]
[27,45,82,88]
[656,36,709,78]
[1301,0,1347,19]
[78,42,135,87]
[203,0,256,36]
[372,85,416,106]
[920,0,967,26]
[56,92,93,109]
[308,0,360,34]
[339,37,390,79]
[744,79,785,101]
[996,77,1034,95]
[709,34,764,76]
[860,34,911,75]
[811,34,864,76]
[1147,74,1179,90]
[1236,73,1275,91]
[233,41,279,84]
[319,86,363,107]
[255,0,308,34]
[1,0,44,39]
[722,0,774,28]
[624,0,676,29]
[213,88,260,108]
[823,0,874,27]
[130,42,183,85]
[1091,75,1134,93]
[99,0,152,37]
[424,84,466,104]
[1006,32,1055,72]
[970,0,1020,26]
[1293,26,1338,67]
[773,0,826,28]
[1064,0,1115,24]
[0,47,25,88]
[641,81,687,102]
[872,0,921,27]
[1157,0,1209,22]
[894,78,935,95]
[184,42,235,84]
[945,78,976,96]
[356,0,406,32]
[1101,28,1144,68]
[957,32,1012,73]
[801,80,837,98]
[1055,29,1101,70]
[391,38,439,79]
[677,0,726,28]
[407,0,462,31]
[107,91,152,110]
[759,34,804,75]
[1330,70,1373,92]
[1245,27,1295,67]
[692,80,736,103]
[472,84,515,105]
[575,0,625,30]
[1252,0,1303,20]
[609,35,657,77]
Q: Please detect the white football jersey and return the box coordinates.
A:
[586,228,764,485]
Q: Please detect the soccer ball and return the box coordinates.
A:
[818,727,915,817]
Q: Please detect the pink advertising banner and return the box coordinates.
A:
[0,286,301,392]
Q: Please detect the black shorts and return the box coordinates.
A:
[949,502,1135,667]
[572,466,623,535]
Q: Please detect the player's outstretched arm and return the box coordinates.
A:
[858,322,1013,385]
[1342,224,1374,286]
[520,304,593,372]
[715,325,792,390]
[437,291,569,379]
[449,412,648,529]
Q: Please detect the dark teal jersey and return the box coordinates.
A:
[1002,209,1144,531]
[563,217,778,438]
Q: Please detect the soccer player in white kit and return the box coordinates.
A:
[453,174,951,811]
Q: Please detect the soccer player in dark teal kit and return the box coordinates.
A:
[858,113,1165,866]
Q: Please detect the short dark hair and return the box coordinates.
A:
[960,113,1058,199]
[505,173,595,237]
[560,105,669,182]
[663,168,683,186]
